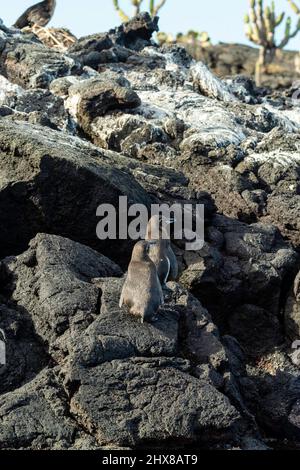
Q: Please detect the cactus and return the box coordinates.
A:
[113,0,130,22]
[244,0,300,85]
[286,1,300,73]
[287,0,300,15]
[156,31,174,45]
[157,30,211,55]
[149,0,167,16]
[113,0,167,22]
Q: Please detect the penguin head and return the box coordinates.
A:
[146,215,175,240]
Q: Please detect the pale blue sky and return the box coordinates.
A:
[1,0,299,50]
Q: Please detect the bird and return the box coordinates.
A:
[119,240,164,324]
[146,214,178,286]
[14,0,56,30]
[148,238,171,288]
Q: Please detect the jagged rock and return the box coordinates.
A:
[119,12,159,48]
[0,79,70,130]
[190,61,238,103]
[0,300,48,395]
[228,304,283,357]
[240,350,300,441]
[0,368,97,450]
[285,272,300,340]
[0,120,150,265]
[193,43,298,89]
[69,277,180,365]
[0,75,23,107]
[68,13,159,69]
[235,150,300,247]
[1,234,122,361]
[66,77,141,139]
[66,356,242,448]
[0,29,80,88]
[180,217,298,336]
[68,33,114,68]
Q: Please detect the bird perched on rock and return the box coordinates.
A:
[14,0,56,29]
[146,215,178,287]
[119,240,164,324]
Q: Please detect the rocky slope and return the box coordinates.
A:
[190,43,299,90]
[0,14,300,450]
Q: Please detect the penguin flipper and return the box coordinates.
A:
[119,290,124,308]
[294,272,300,299]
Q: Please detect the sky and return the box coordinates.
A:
[1,0,300,50]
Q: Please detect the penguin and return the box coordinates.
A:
[14,0,56,29]
[146,214,178,286]
[119,240,164,323]
[148,238,171,288]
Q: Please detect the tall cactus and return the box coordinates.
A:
[244,0,300,85]
[287,1,300,73]
[113,0,167,22]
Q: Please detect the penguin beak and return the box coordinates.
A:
[166,217,176,225]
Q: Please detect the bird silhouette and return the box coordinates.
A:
[14,0,56,29]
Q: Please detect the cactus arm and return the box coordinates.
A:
[112,0,130,22]
[250,0,261,41]
[287,0,300,15]
[132,0,143,16]
[257,0,267,42]
[151,0,167,16]
[275,12,285,26]
[279,16,300,48]
[149,0,154,15]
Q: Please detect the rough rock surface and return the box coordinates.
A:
[0,13,300,450]
[0,234,253,449]
[194,43,299,90]
[0,119,151,266]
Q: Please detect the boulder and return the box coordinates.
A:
[0,300,48,395]
[0,368,97,450]
[68,13,159,68]
[0,120,150,265]
[1,234,122,361]
[0,30,79,88]
[66,357,242,448]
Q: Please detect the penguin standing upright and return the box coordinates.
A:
[119,241,164,323]
[146,215,178,287]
